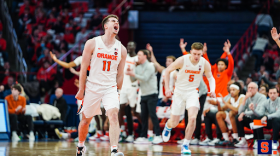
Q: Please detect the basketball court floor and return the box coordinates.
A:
[1,141,279,156]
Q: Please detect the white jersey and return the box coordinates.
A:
[87,36,122,86]
[159,69,177,98]
[230,94,245,107]
[73,56,82,66]
[175,54,205,93]
[122,55,138,89]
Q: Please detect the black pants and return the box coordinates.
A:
[9,114,34,132]
[140,94,160,137]
[185,94,207,139]
[204,111,222,140]
[235,115,260,139]
[256,117,280,140]
[125,105,133,135]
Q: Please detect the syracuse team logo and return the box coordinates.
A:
[258,140,278,155]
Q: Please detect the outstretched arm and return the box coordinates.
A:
[75,39,95,100]
[224,40,234,78]
[146,43,165,73]
[50,51,77,68]
[165,56,184,98]
[116,45,127,90]
[271,27,280,48]
[179,38,188,55]
[69,67,80,76]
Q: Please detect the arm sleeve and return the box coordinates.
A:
[253,102,266,117]
[207,76,215,93]
[238,99,249,114]
[225,53,234,78]
[135,64,154,81]
[267,109,280,119]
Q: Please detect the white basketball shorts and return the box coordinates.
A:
[119,86,138,107]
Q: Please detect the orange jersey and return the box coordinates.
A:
[203,52,234,96]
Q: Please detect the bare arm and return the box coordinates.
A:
[116,45,127,90]
[146,43,165,73]
[227,97,244,114]
[165,56,184,97]
[69,67,80,76]
[271,27,280,48]
[204,60,216,97]
[50,51,77,68]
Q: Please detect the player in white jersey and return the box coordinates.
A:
[75,15,127,156]
[119,41,139,142]
[161,42,216,155]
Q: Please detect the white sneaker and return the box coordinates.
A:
[76,146,86,156]
[199,138,212,146]
[125,135,134,143]
[181,144,191,154]
[234,139,248,148]
[208,138,220,146]
[111,149,124,156]
[152,136,163,144]
[162,125,172,142]
[12,134,20,142]
[253,140,258,149]
[177,139,184,144]
[190,138,200,145]
[29,132,35,141]
[100,135,109,141]
[134,137,150,144]
[272,141,279,150]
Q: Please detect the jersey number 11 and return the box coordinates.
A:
[103,61,111,71]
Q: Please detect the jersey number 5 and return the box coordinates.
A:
[189,75,194,82]
[103,61,111,71]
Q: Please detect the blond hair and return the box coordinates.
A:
[191,42,203,50]
[102,14,119,30]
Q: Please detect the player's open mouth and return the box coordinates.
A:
[114,26,118,30]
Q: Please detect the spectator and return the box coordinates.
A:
[251,35,269,71]
[259,84,269,98]
[35,9,47,25]
[75,27,88,43]
[63,28,75,44]
[3,76,15,92]
[0,31,7,56]
[61,8,70,24]
[215,82,245,146]
[267,44,279,60]
[236,82,267,148]
[18,8,33,36]
[255,10,273,36]
[262,52,274,74]
[237,80,246,93]
[46,13,57,29]
[74,12,87,28]
[53,88,67,122]
[37,23,47,38]
[52,15,65,34]
[245,77,252,90]
[19,0,35,16]
[90,8,103,29]
[37,48,52,67]
[254,87,280,149]
[5,84,34,142]
[37,61,56,96]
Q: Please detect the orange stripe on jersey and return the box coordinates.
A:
[185,70,201,74]
[87,66,90,71]
[126,61,135,64]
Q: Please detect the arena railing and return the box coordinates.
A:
[230,0,274,73]
[46,0,131,73]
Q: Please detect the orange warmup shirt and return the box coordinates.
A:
[5,95,26,114]
[203,52,234,97]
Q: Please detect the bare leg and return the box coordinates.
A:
[229,111,238,133]
[94,116,101,130]
[107,108,120,146]
[166,114,181,128]
[131,106,141,124]
[78,113,93,143]
[216,111,227,133]
[118,104,126,127]
[185,107,199,140]
[148,117,153,131]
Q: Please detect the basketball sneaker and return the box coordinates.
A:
[125,135,134,143]
[177,139,184,144]
[272,141,279,150]
[208,138,221,146]
[100,132,109,141]
[234,139,248,148]
[111,149,124,156]
[199,137,212,146]
[181,144,191,154]
[152,136,163,144]
[134,137,150,144]
[190,138,200,145]
[162,124,172,142]
[76,146,86,156]
[89,132,103,141]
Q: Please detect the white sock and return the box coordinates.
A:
[12,131,18,136]
[222,133,229,141]
[165,122,172,130]
[30,131,34,136]
[111,145,118,152]
[183,139,190,146]
[121,125,125,131]
[78,141,85,147]
[62,133,69,139]
[232,133,238,139]
[148,130,153,137]
[97,130,102,135]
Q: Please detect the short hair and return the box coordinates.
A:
[260,84,269,93]
[139,49,150,58]
[269,86,278,93]
[166,55,176,62]
[12,84,22,93]
[216,58,228,68]
[191,42,203,50]
[102,14,119,31]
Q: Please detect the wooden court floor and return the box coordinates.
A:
[0,141,279,156]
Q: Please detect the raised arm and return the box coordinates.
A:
[165,56,184,98]
[179,38,188,55]
[116,45,127,90]
[146,43,165,73]
[204,60,216,97]
[271,27,280,48]
[223,40,234,78]
[50,51,77,68]
[75,39,95,100]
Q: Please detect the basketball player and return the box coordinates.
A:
[75,15,127,156]
[271,27,280,48]
[119,41,138,142]
[49,52,106,141]
[161,42,216,154]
